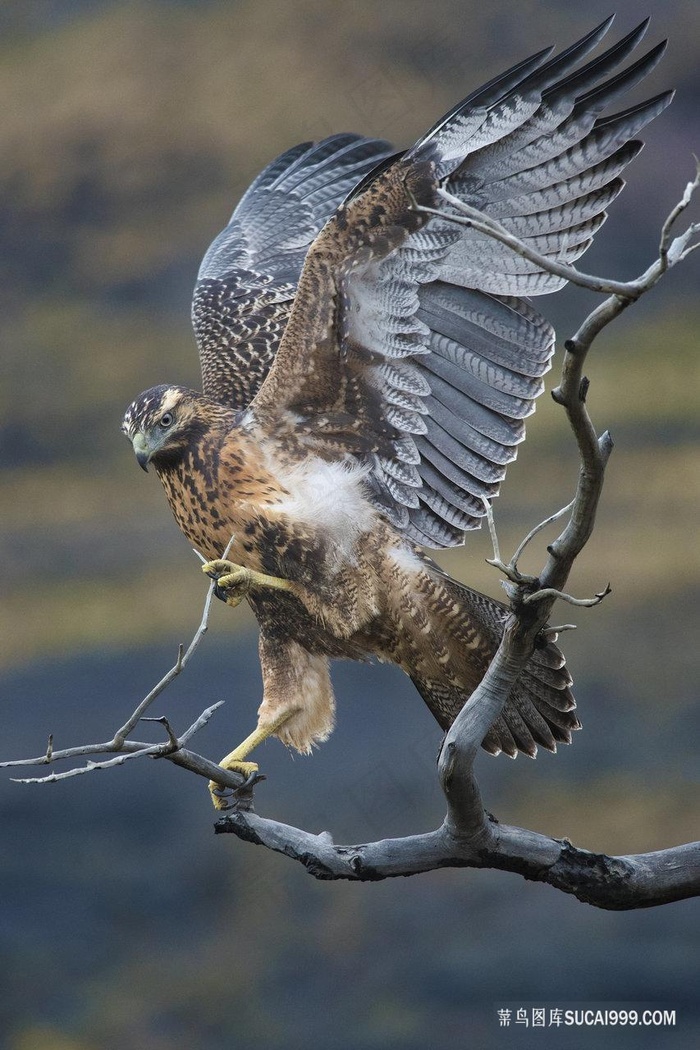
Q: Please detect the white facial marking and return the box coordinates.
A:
[158,388,184,415]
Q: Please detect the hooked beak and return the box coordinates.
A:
[131,432,152,472]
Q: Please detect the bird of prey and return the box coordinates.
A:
[123,19,671,808]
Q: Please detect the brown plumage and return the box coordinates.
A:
[122,21,670,803]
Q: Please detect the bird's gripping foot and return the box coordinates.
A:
[210,763,263,811]
[209,749,261,811]
[202,558,293,608]
[208,708,301,810]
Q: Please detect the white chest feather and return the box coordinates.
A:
[272,458,377,555]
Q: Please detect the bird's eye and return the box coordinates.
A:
[159,412,174,428]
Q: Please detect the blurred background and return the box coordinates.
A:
[0,1,698,1047]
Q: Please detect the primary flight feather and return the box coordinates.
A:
[122,19,672,807]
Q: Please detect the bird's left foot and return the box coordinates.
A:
[202,559,292,607]
[207,709,299,810]
[209,760,261,810]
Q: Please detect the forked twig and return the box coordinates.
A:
[1,536,248,795]
[483,498,576,585]
[522,583,612,607]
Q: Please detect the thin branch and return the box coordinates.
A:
[681,236,700,260]
[0,533,254,798]
[510,498,575,570]
[12,744,167,784]
[659,157,700,263]
[1,740,141,769]
[109,534,237,748]
[10,703,226,785]
[428,192,644,298]
[541,624,577,638]
[484,498,575,585]
[427,170,699,299]
[110,553,218,747]
[483,496,503,566]
[522,584,611,607]
[7,735,255,801]
[142,715,180,749]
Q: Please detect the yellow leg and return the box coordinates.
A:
[208,707,300,810]
[202,559,293,608]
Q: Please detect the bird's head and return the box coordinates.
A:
[121,385,205,472]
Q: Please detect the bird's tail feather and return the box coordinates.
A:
[410,575,579,758]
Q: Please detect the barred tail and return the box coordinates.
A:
[482,621,579,758]
[410,579,579,758]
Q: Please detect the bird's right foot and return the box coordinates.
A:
[202,559,293,607]
[203,559,253,607]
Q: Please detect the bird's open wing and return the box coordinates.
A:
[250,19,672,547]
[192,135,396,409]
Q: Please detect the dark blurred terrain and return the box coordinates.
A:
[0,1,698,1047]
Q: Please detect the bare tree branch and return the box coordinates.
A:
[522,583,612,608]
[428,191,645,298]
[1,536,257,801]
[215,811,700,909]
[8,703,226,785]
[418,161,700,301]
[659,157,700,264]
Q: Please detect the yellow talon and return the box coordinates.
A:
[202,558,292,607]
[207,708,301,810]
[209,760,260,810]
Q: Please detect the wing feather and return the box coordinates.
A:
[242,22,671,547]
[192,135,395,409]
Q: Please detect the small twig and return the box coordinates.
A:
[111,534,236,748]
[483,501,537,585]
[541,624,577,640]
[423,191,644,298]
[142,715,180,750]
[9,702,227,785]
[178,702,226,746]
[522,583,612,608]
[484,498,576,586]
[111,578,215,748]
[510,499,575,569]
[483,497,502,564]
[660,157,700,263]
[12,744,167,784]
[0,741,142,769]
[483,555,529,585]
[0,529,237,787]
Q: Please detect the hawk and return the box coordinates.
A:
[123,19,671,807]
